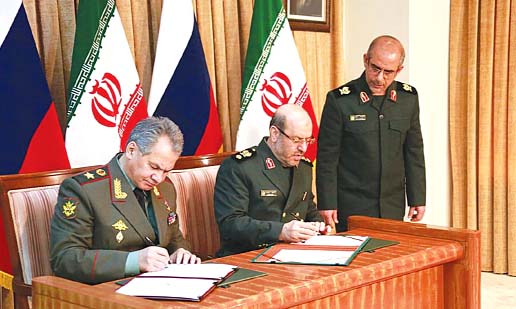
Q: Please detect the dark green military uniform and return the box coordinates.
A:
[214,139,323,257]
[50,154,190,284]
[316,73,426,231]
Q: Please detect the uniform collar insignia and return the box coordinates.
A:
[390,89,397,102]
[265,157,275,169]
[113,178,128,199]
[360,91,370,103]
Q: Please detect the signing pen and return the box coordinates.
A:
[144,236,155,246]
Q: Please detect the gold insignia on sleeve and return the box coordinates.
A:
[112,220,128,243]
[402,83,413,92]
[153,186,160,196]
[96,169,106,176]
[84,172,95,179]
[62,200,76,218]
[113,178,127,199]
[339,86,350,95]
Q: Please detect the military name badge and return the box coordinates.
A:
[61,199,78,219]
[350,114,367,121]
[113,178,127,199]
[112,219,128,243]
[261,189,277,197]
[167,211,177,225]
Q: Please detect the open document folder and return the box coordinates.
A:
[116,263,236,301]
[252,235,370,266]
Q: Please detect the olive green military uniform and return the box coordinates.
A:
[316,73,426,231]
[50,154,190,284]
[214,139,323,257]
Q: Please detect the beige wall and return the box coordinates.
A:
[342,0,451,227]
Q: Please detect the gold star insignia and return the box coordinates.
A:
[84,172,95,179]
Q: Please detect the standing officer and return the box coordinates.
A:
[316,35,426,232]
[214,104,329,257]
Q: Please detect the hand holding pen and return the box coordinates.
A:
[290,212,332,235]
[278,213,332,243]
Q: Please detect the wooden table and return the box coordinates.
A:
[32,216,480,308]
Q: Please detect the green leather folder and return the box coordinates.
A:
[358,237,399,253]
[216,267,267,288]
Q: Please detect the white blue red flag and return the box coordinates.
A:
[0,0,70,272]
[148,0,222,155]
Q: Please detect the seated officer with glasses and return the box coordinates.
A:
[214,104,330,257]
[317,35,426,232]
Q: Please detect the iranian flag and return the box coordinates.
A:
[66,0,147,167]
[236,0,319,161]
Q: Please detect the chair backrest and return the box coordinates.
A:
[169,152,233,259]
[0,166,96,308]
[0,152,233,308]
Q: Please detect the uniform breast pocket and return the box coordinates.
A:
[344,120,377,134]
[388,119,410,150]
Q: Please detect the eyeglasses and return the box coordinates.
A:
[366,61,398,79]
[275,126,316,145]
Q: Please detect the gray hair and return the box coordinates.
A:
[126,116,184,155]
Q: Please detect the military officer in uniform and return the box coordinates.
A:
[316,35,426,232]
[215,104,329,257]
[50,117,200,284]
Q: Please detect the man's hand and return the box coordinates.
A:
[318,210,338,230]
[137,246,170,272]
[407,206,426,222]
[279,220,325,243]
[169,248,201,264]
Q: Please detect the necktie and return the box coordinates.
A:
[134,188,147,215]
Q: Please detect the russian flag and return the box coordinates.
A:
[0,0,70,272]
[148,0,222,155]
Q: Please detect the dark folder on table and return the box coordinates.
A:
[217,267,267,287]
[358,237,399,253]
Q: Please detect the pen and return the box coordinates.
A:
[144,236,156,246]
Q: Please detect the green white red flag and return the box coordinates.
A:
[236,0,318,161]
[66,0,148,167]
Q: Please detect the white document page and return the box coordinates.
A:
[116,277,217,300]
[138,263,236,279]
[300,235,369,247]
[270,249,354,265]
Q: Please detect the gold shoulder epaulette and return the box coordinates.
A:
[333,84,353,96]
[397,82,418,95]
[74,167,109,184]
[233,147,256,161]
